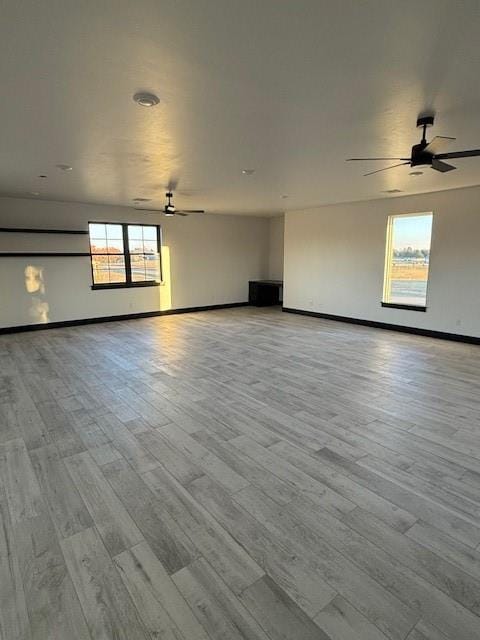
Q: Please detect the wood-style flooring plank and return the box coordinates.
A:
[232,483,417,640]
[102,457,197,574]
[159,423,250,493]
[269,439,416,531]
[0,487,31,640]
[314,595,390,640]
[0,438,43,525]
[95,412,159,473]
[143,464,264,594]
[406,520,480,581]
[406,620,450,639]
[284,495,480,640]
[64,451,143,556]
[231,435,356,517]
[240,574,332,639]
[114,541,210,640]
[15,512,91,640]
[343,507,480,616]
[189,473,337,618]
[316,447,480,548]
[192,429,298,505]
[61,527,149,640]
[136,428,205,486]
[29,443,93,538]
[172,558,270,640]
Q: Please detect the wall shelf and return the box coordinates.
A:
[0,252,90,257]
[0,227,88,234]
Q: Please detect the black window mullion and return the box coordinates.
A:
[157,225,163,282]
[123,224,132,283]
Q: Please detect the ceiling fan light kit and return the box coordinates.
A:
[347,115,480,176]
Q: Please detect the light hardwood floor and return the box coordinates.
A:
[1,307,480,640]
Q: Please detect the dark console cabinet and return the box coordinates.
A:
[248,280,283,306]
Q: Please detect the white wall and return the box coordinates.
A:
[284,185,480,338]
[0,197,269,328]
[267,215,284,281]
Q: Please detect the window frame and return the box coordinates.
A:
[381,211,433,312]
[89,222,163,290]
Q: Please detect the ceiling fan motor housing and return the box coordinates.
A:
[411,142,433,167]
[411,116,436,167]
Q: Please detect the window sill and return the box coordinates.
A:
[381,302,427,312]
[91,281,161,290]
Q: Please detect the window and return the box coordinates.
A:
[382,213,433,310]
[89,222,162,288]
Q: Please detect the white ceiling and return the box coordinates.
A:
[1,0,480,216]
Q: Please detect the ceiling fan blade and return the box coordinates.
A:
[431,158,456,173]
[134,207,163,212]
[435,149,480,160]
[347,157,409,161]
[424,136,456,155]
[175,212,189,217]
[363,162,410,176]
[177,209,205,214]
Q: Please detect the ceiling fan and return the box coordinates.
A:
[135,191,205,217]
[347,115,480,176]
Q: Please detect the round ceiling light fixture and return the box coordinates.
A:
[30,191,40,196]
[242,169,255,175]
[409,171,423,176]
[56,164,73,171]
[133,92,160,107]
[38,174,47,179]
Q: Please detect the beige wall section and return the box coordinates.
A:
[284,184,480,338]
[267,215,284,281]
[0,197,269,328]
